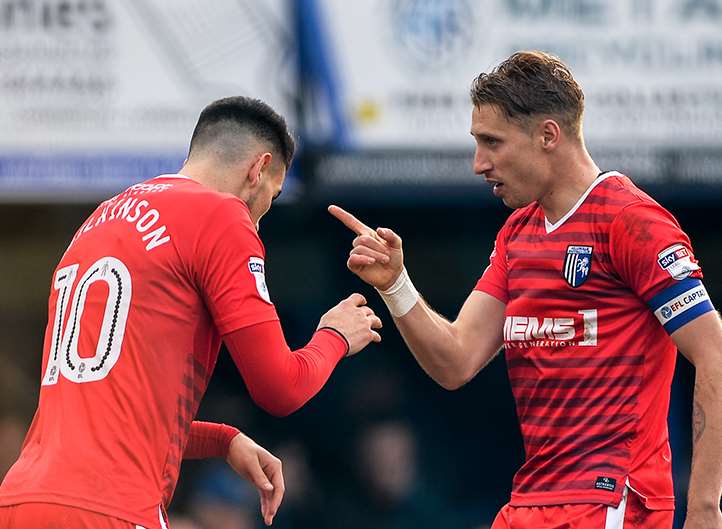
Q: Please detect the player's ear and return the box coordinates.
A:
[540,119,561,151]
[248,152,273,188]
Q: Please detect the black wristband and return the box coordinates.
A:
[317,326,350,356]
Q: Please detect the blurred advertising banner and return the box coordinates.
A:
[302,0,722,196]
[0,0,296,200]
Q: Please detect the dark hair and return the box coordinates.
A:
[470,51,584,136]
[188,96,295,169]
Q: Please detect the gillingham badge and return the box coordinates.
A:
[563,245,593,287]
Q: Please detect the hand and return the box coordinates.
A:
[683,505,722,529]
[328,205,404,291]
[318,293,383,355]
[226,433,284,526]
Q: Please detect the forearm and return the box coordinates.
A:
[393,299,475,390]
[225,322,347,417]
[184,421,240,460]
[687,362,722,512]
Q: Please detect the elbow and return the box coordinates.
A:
[250,389,306,418]
[262,404,297,418]
[436,375,470,391]
[434,343,499,390]
[438,378,464,391]
[433,368,475,391]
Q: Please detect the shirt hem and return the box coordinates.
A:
[0,493,158,529]
[474,282,509,304]
[509,489,675,510]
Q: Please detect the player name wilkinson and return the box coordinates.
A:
[68,193,171,252]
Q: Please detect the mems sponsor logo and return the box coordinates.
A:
[503,310,598,348]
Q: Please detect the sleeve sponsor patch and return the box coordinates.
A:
[648,278,714,334]
[248,257,272,304]
[657,244,700,280]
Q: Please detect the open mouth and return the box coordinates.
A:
[490,182,504,196]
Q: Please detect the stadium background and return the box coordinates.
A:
[1,1,721,528]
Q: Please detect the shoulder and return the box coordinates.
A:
[586,171,677,233]
[593,172,662,213]
[604,182,687,254]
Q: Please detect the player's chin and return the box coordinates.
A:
[502,195,529,209]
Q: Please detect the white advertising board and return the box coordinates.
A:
[0,0,296,199]
[308,0,722,150]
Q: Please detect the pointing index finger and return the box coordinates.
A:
[328,205,373,236]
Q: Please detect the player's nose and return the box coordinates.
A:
[473,147,492,176]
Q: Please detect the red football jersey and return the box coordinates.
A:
[475,172,713,509]
[0,175,279,528]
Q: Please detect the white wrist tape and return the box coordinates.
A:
[376,267,419,318]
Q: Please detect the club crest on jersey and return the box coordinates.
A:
[563,245,593,288]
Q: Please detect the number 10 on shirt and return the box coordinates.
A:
[41,256,132,386]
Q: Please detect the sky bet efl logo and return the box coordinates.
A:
[248,257,271,304]
[657,244,699,280]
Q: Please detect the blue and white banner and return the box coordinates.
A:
[0,0,296,200]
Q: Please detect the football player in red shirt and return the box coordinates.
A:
[330,52,722,529]
[0,97,382,529]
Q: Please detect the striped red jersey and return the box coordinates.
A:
[475,171,714,509]
[0,175,279,529]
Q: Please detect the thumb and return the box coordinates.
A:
[376,227,402,249]
[346,292,367,306]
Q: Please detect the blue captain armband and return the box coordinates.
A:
[648,278,715,334]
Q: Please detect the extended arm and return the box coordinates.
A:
[674,311,722,529]
[224,323,347,417]
[224,293,382,417]
[392,290,504,389]
[328,205,505,390]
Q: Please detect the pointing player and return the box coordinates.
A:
[0,97,382,529]
[330,52,722,529]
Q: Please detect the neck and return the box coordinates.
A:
[538,147,600,224]
[178,160,248,200]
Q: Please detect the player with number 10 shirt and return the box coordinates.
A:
[0,97,383,529]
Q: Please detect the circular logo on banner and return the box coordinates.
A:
[390,0,474,72]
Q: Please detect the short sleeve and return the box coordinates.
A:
[194,197,279,335]
[610,202,714,334]
[474,226,509,304]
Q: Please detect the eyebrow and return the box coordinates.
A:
[471,131,500,141]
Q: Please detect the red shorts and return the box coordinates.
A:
[0,503,166,529]
[491,488,673,529]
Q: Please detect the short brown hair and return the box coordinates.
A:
[470,51,584,136]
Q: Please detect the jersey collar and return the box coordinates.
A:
[543,171,621,234]
[152,173,194,180]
